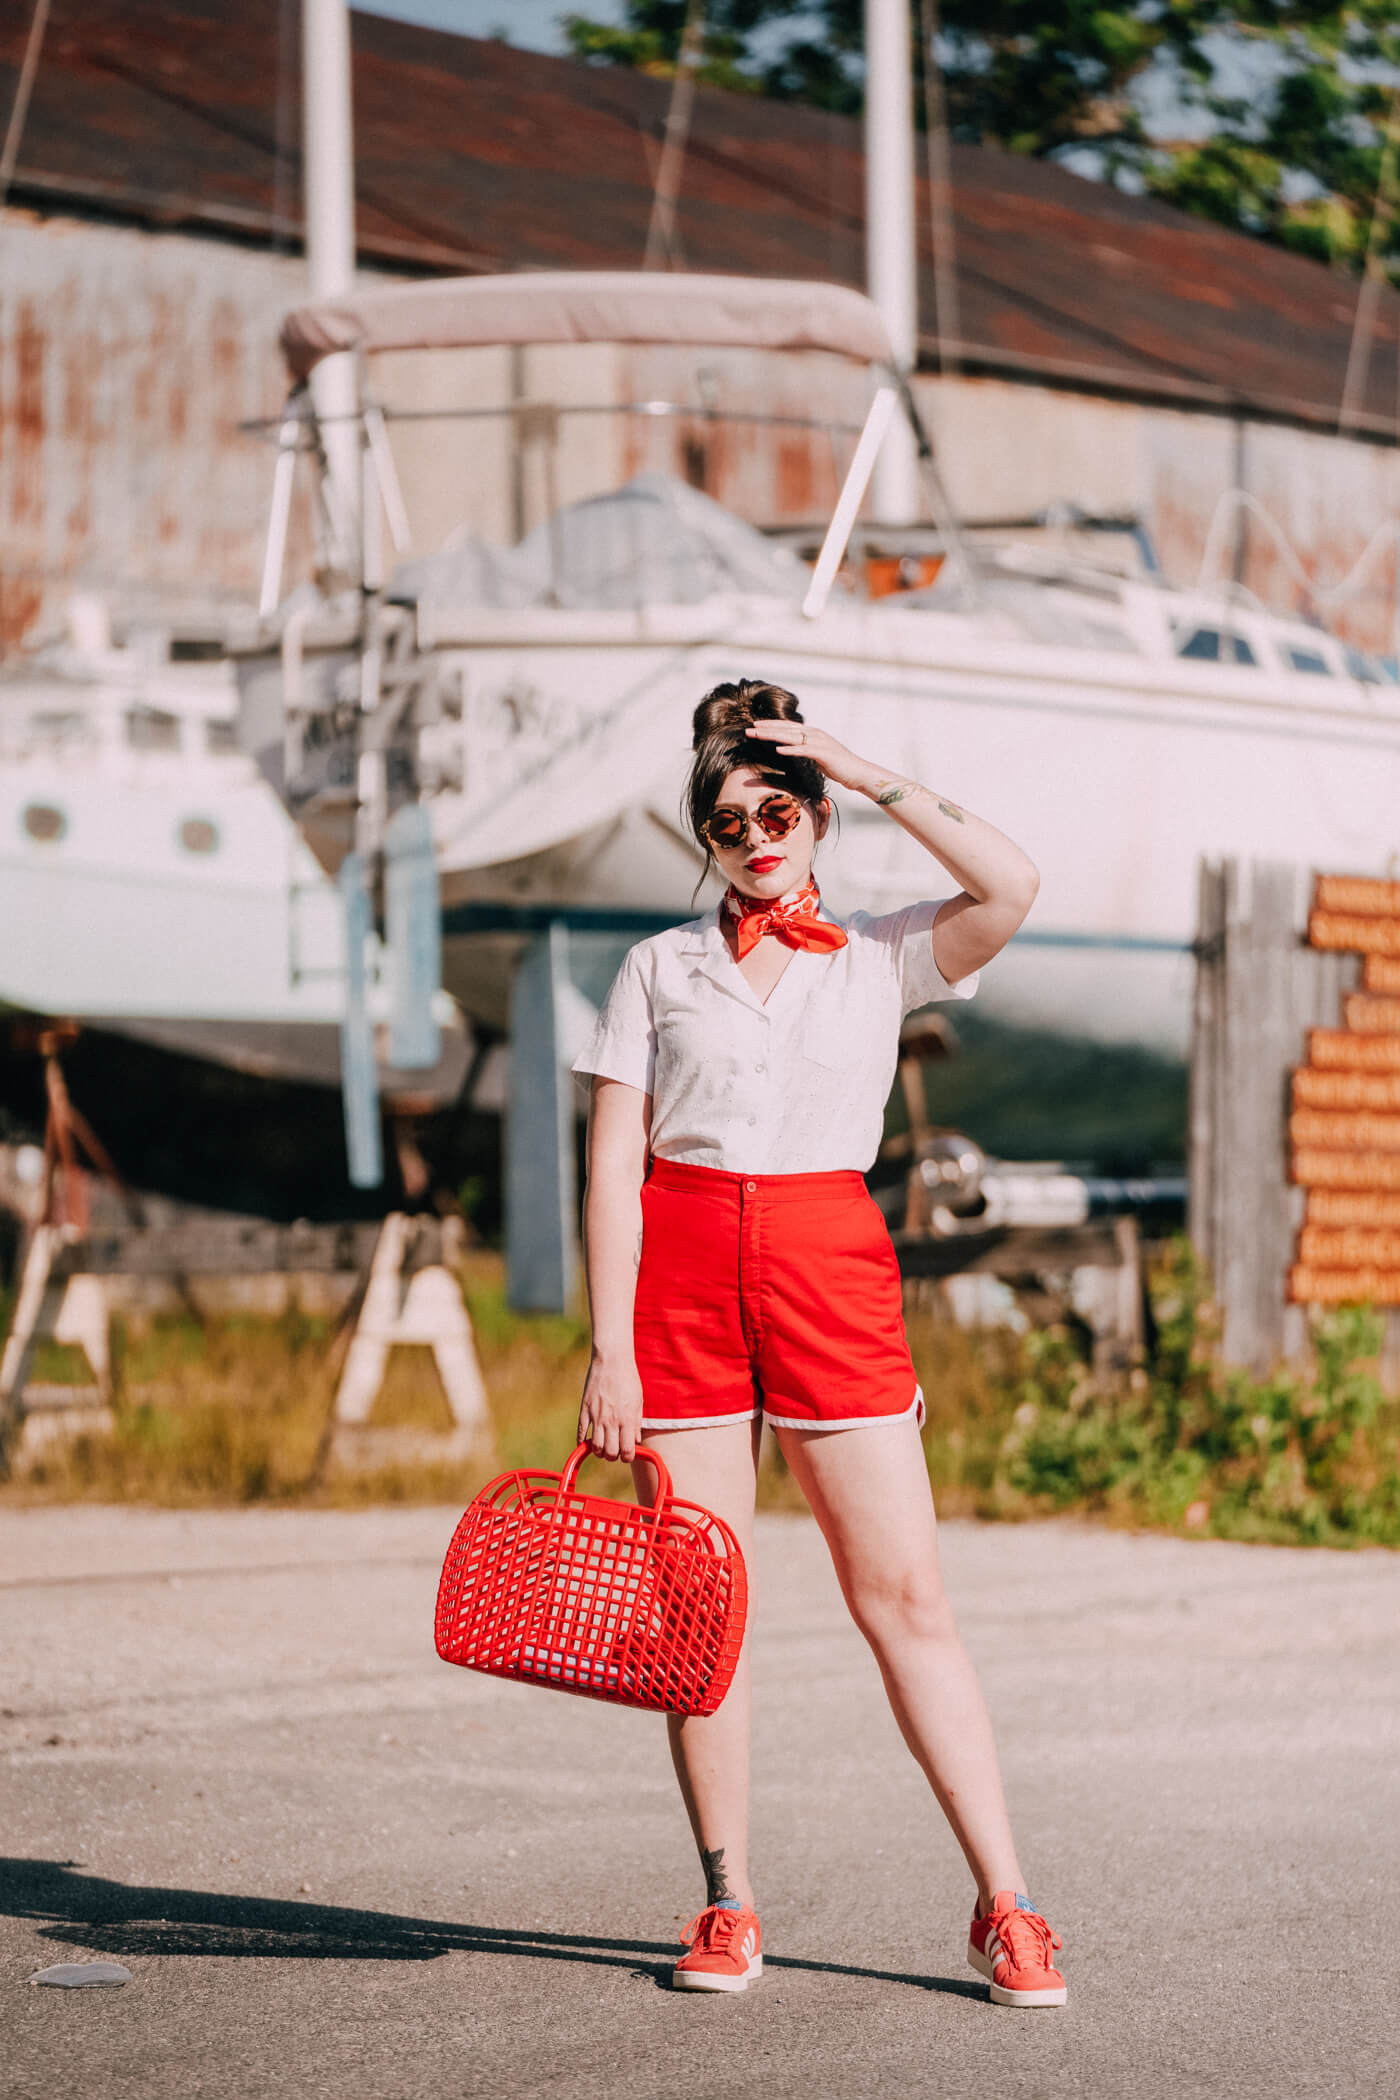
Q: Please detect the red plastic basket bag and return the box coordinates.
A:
[434,1442,747,1717]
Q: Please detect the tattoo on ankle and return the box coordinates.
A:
[702,1846,735,1904]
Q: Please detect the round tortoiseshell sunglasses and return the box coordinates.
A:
[700,791,804,852]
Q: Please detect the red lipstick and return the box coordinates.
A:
[746,855,782,873]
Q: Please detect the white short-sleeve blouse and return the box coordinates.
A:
[571,899,977,1175]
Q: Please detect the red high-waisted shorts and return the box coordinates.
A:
[633,1159,924,1431]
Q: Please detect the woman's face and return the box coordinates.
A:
[707,766,829,900]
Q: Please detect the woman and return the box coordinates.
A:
[571,679,1065,2008]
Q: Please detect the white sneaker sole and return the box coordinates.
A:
[968,1945,1067,2007]
[673,1953,763,1994]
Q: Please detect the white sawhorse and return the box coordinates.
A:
[0,1226,115,1469]
[327,1214,493,1469]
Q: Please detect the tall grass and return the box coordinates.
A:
[4,1244,1398,1543]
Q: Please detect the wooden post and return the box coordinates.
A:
[1190,858,1361,1374]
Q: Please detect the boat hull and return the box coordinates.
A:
[379,597,1400,1050]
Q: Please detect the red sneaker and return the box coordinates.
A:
[673,1904,763,1993]
[968,1891,1067,2007]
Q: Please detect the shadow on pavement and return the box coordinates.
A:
[5,1859,982,1999]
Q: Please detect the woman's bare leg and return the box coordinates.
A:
[775,1417,1024,1911]
[635,1419,762,1909]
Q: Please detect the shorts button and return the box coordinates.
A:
[745,1180,756,1192]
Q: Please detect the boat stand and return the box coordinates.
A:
[0,1226,116,1468]
[324,1212,494,1473]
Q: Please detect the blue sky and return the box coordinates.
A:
[356,0,625,49]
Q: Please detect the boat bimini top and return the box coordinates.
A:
[278,270,896,377]
[262,269,945,621]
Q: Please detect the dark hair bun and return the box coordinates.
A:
[691,679,803,752]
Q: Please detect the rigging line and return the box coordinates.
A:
[1340,81,1400,437]
[78,46,499,271]
[917,0,960,378]
[644,0,705,272]
[1197,489,1314,600]
[1197,485,1400,622]
[0,0,50,209]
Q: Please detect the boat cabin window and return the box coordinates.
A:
[1285,645,1331,676]
[1343,646,1396,685]
[125,705,181,751]
[27,710,91,747]
[1174,625,1257,666]
[204,718,240,756]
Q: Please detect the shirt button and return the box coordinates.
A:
[746,1115,756,1126]
[754,1061,765,1072]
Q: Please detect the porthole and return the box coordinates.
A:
[22,803,67,843]
[178,817,219,855]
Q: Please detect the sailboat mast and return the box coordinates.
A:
[302,0,361,561]
[865,0,921,524]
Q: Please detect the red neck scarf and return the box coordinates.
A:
[722,877,848,960]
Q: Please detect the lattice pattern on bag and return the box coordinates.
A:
[434,1445,747,1717]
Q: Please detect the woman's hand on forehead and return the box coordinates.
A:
[746,718,878,795]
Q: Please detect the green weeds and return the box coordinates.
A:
[910,1241,1400,1545]
[3,1242,1397,1543]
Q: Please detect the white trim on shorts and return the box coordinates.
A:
[641,1407,762,1430]
[764,1386,926,1432]
[643,1389,925,1433]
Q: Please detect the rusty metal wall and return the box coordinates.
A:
[925,375,1400,651]
[5,202,1400,653]
[0,210,353,651]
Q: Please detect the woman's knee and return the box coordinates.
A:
[844,1559,956,1651]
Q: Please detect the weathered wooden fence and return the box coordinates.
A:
[1189,857,1400,1380]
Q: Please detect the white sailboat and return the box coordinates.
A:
[0,599,467,1101]
[234,266,1400,1059]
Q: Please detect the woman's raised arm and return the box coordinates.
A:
[577,1075,652,1462]
[746,718,1039,984]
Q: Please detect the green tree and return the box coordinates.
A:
[561,2,1400,275]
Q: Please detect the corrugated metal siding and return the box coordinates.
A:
[6,213,1400,654]
[4,5,1400,650]
[0,213,339,648]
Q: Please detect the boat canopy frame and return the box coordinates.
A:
[256,269,969,617]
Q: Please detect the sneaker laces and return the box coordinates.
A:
[680,1905,744,1954]
[995,1907,1063,1972]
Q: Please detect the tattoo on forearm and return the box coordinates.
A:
[702,1845,735,1903]
[876,780,965,825]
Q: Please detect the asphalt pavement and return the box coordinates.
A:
[3,1502,1398,2100]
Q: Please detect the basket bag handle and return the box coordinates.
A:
[558,1441,674,1506]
